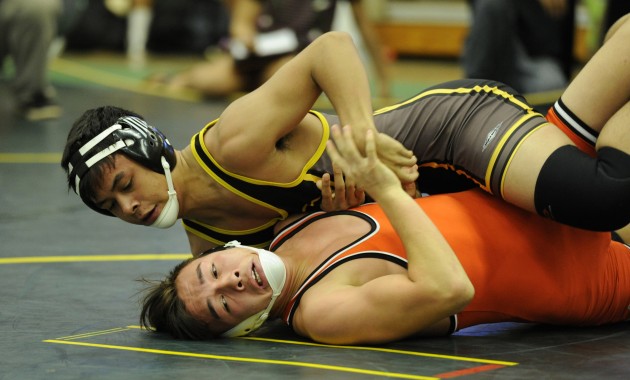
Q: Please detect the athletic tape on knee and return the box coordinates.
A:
[535,146,630,231]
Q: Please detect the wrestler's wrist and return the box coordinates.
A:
[367,185,406,204]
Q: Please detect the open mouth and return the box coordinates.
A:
[142,207,157,224]
[252,264,263,286]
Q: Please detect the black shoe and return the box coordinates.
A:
[19,93,62,121]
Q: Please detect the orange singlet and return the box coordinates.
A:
[277,190,630,331]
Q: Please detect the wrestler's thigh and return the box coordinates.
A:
[596,101,630,152]
[501,123,573,212]
[561,16,630,131]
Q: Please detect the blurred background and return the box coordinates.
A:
[4,0,624,118]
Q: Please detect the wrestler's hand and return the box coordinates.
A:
[375,133,419,183]
[327,125,404,200]
[317,163,366,211]
[403,181,421,199]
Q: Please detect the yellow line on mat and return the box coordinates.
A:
[54,327,132,341]
[124,326,517,366]
[43,339,438,380]
[0,253,191,265]
[243,336,518,366]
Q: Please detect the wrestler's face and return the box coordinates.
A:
[91,154,173,225]
[176,248,273,335]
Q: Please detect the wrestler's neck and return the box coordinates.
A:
[172,148,227,218]
[267,251,314,318]
[267,232,347,318]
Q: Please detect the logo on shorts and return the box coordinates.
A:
[482,121,502,152]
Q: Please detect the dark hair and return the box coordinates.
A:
[138,258,217,340]
[60,106,144,200]
[138,246,231,340]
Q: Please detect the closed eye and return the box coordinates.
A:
[107,201,117,212]
[221,295,230,313]
[211,263,218,279]
[97,199,115,212]
[122,179,132,191]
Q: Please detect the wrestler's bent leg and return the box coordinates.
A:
[560,12,630,131]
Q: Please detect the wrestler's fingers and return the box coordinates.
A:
[327,125,364,174]
[386,152,417,167]
[343,174,358,208]
[318,173,335,211]
[403,180,420,199]
[375,133,416,165]
[327,125,349,166]
[338,125,364,160]
[332,162,346,185]
[332,163,348,209]
[349,187,366,207]
[364,129,379,163]
[393,165,420,183]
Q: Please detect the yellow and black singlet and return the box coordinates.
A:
[182,111,331,248]
[183,79,552,247]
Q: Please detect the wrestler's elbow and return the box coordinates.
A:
[456,278,475,310]
[439,274,474,313]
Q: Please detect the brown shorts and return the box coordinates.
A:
[323,79,549,197]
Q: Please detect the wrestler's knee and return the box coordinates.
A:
[534,145,630,231]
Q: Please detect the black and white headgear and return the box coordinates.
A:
[67,116,177,217]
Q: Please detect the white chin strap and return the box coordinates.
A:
[150,156,179,229]
[221,241,287,338]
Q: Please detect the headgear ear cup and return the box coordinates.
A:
[115,116,176,172]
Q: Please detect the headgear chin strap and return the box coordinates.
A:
[150,156,179,229]
[220,241,287,338]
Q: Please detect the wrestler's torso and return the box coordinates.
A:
[182,111,331,248]
[273,189,630,334]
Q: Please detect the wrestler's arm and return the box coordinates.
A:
[208,31,415,181]
[297,126,473,345]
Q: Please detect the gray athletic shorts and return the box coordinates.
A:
[322,79,549,196]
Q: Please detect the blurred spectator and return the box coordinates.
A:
[462,0,576,94]
[0,0,63,121]
[125,0,153,69]
[148,0,391,98]
[64,0,227,56]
